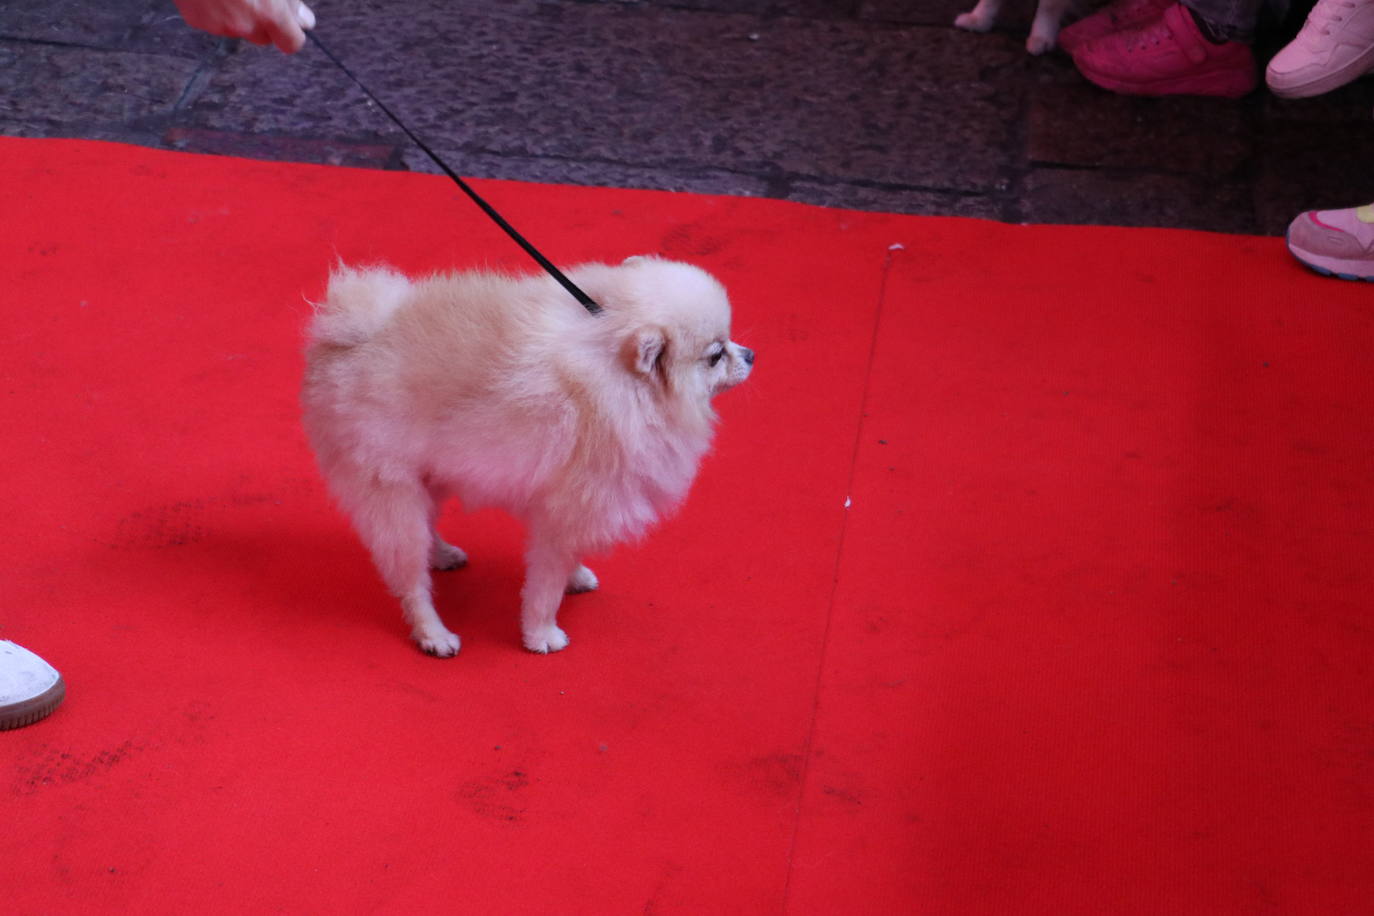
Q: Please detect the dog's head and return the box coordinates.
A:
[615,256,754,409]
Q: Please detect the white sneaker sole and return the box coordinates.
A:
[0,676,66,730]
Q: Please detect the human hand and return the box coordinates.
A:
[173,0,316,54]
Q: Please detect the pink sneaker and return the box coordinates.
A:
[1266,0,1374,98]
[1286,203,1374,281]
[1072,3,1258,97]
[1059,0,1174,55]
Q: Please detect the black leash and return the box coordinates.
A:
[306,31,602,315]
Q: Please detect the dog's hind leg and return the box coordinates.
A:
[425,482,468,571]
[429,536,468,571]
[344,475,461,657]
[520,534,578,654]
[566,564,599,594]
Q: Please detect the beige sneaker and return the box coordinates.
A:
[0,641,65,731]
[1267,0,1374,98]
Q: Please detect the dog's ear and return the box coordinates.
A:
[624,327,667,378]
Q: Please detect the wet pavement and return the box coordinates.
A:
[2,0,1371,235]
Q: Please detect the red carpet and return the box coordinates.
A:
[2,137,1371,914]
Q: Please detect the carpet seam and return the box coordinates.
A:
[779,243,900,912]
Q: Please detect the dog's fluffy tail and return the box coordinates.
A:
[307,265,412,348]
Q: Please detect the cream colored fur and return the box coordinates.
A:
[955,0,1074,54]
[301,257,753,657]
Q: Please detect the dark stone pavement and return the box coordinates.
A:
[2,0,1372,235]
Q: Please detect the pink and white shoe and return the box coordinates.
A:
[1072,2,1258,97]
[1286,203,1374,281]
[1059,0,1174,55]
[1266,0,1374,98]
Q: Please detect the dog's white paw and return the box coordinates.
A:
[415,628,461,658]
[565,565,599,594]
[430,541,468,571]
[1026,33,1055,54]
[954,11,993,32]
[523,625,570,654]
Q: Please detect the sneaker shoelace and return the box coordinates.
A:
[1308,0,1360,36]
[1123,15,1176,51]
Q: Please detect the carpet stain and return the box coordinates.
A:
[456,769,530,822]
[659,222,730,259]
[110,501,209,549]
[12,739,142,796]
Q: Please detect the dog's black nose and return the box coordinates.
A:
[741,347,755,366]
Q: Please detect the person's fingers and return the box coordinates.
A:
[261,0,308,53]
[174,0,254,39]
[175,0,311,52]
[171,0,212,33]
[244,24,273,46]
[265,17,307,53]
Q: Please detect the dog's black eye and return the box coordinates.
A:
[708,349,725,367]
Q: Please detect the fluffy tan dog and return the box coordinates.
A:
[301,257,753,656]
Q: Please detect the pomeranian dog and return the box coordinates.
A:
[955,0,1074,54]
[301,256,753,657]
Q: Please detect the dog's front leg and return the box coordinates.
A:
[520,536,577,654]
[954,0,1002,32]
[1027,2,1065,54]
